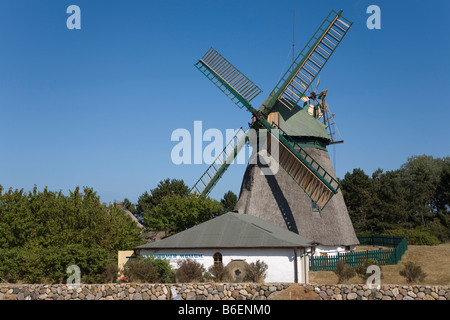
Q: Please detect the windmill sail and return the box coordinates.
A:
[195,48,262,109]
[265,127,340,210]
[192,36,345,208]
[260,10,352,114]
[191,128,247,197]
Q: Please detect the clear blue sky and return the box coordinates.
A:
[0,0,449,204]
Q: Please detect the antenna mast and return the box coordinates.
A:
[292,10,295,70]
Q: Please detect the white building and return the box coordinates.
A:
[133,212,313,283]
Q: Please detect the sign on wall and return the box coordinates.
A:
[145,253,204,260]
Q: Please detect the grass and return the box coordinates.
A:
[309,243,450,285]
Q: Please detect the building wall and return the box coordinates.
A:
[117,250,134,277]
[308,245,356,257]
[139,248,309,283]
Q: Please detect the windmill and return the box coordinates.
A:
[190,10,352,213]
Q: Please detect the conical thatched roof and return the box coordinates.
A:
[234,147,359,247]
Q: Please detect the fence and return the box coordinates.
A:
[309,235,408,271]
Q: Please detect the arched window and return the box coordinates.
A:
[213,252,222,265]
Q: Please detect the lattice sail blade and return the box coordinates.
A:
[260,10,352,114]
[324,107,344,144]
[265,128,340,210]
[190,128,248,197]
[195,48,262,110]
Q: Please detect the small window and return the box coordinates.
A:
[213,252,222,265]
[312,200,319,212]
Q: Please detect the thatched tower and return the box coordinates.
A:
[234,99,359,254]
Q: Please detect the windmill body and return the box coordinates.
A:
[235,99,359,253]
[190,9,359,255]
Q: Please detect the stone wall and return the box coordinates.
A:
[0,283,449,300]
[0,283,289,300]
[311,284,450,300]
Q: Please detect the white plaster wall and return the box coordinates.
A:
[140,248,307,283]
[308,245,356,257]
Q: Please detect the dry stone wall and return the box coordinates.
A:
[312,284,450,300]
[0,283,449,300]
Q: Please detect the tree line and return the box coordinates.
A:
[340,155,449,244]
[126,155,449,244]
[0,182,237,284]
[0,186,144,283]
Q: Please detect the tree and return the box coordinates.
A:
[341,155,450,241]
[372,170,410,230]
[432,163,450,241]
[0,185,144,283]
[340,168,377,232]
[220,190,238,213]
[436,163,450,215]
[143,193,222,234]
[136,178,190,224]
[399,155,448,227]
[123,198,137,214]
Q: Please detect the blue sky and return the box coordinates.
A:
[0,0,449,204]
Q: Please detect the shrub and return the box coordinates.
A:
[383,228,439,245]
[144,256,175,283]
[175,259,205,283]
[102,262,119,283]
[0,245,113,284]
[334,260,355,283]
[244,260,268,283]
[208,263,231,282]
[123,258,160,283]
[203,271,213,281]
[399,262,427,284]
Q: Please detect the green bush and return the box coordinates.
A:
[383,228,439,245]
[143,256,174,283]
[399,262,427,284]
[244,260,268,283]
[122,256,174,283]
[208,263,231,282]
[334,260,355,283]
[0,245,113,284]
[123,258,160,283]
[175,259,205,283]
[102,263,119,283]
